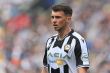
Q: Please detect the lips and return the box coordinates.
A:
[53,24,58,27]
[53,24,59,30]
[53,25,58,27]
[53,25,59,30]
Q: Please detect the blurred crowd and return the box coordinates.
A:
[0,0,110,73]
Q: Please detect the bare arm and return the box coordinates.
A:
[41,67,48,73]
[78,67,89,73]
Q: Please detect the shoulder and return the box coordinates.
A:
[47,34,58,41]
[72,32,85,40]
[46,34,58,46]
[71,32,87,46]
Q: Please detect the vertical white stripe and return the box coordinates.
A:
[72,32,89,65]
[47,36,57,73]
[46,38,52,47]
[70,39,76,50]
[50,36,57,49]
[65,60,76,73]
[67,38,76,57]
[60,66,64,73]
[50,67,51,73]
[79,39,89,65]
[61,36,70,50]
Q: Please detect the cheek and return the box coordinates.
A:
[58,19,66,24]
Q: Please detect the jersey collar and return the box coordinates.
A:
[57,29,74,40]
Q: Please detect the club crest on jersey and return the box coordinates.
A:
[64,44,71,51]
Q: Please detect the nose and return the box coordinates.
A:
[52,18,57,24]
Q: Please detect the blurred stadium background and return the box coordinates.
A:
[0,0,110,73]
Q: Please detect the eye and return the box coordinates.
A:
[51,16,62,19]
[55,16,61,19]
[51,16,54,19]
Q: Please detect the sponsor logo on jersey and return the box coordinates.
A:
[56,58,64,65]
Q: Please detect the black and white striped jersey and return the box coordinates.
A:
[43,30,90,73]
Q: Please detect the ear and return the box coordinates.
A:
[66,16,71,22]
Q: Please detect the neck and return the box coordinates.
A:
[58,26,71,40]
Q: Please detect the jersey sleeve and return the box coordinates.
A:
[74,38,90,68]
[43,37,53,67]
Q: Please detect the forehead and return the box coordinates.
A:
[51,11,65,16]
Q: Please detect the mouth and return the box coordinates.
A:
[53,24,59,30]
[53,25,58,27]
[53,24,58,27]
[53,26,60,31]
[53,26,59,29]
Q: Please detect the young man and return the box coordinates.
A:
[42,4,90,73]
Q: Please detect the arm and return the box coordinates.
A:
[42,48,48,73]
[74,37,90,73]
[42,38,53,73]
[42,38,50,73]
[78,67,89,73]
[41,67,48,73]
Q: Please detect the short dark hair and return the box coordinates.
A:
[52,4,73,16]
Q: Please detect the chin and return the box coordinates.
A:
[54,27,59,31]
[54,29,59,31]
[54,27,64,32]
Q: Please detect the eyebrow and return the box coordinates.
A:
[51,16,62,19]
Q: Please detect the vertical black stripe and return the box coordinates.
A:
[63,35,74,73]
[64,64,69,73]
[47,36,56,50]
[53,38,65,48]
[43,36,56,66]
[51,68,60,73]
[74,36,83,66]
[43,48,48,66]
[48,65,50,73]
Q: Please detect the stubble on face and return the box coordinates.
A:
[51,11,67,32]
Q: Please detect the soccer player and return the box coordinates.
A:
[42,4,90,73]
